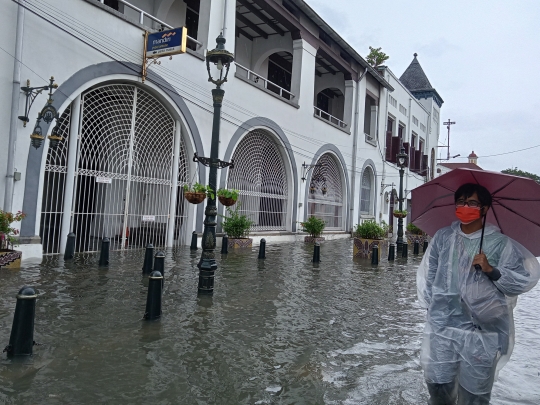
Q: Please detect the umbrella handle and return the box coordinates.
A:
[474,264,482,271]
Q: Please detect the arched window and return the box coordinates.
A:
[227,129,289,231]
[307,153,344,230]
[360,168,373,215]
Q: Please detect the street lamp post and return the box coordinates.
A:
[396,147,409,253]
[194,34,234,295]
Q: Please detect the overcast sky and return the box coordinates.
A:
[308,0,540,174]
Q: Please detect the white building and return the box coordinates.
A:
[0,0,444,259]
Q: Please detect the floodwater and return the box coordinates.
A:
[0,239,538,404]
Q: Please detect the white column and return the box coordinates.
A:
[343,80,355,129]
[370,106,378,138]
[59,95,82,254]
[291,39,304,103]
[166,121,182,247]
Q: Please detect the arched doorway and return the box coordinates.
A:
[307,153,344,230]
[226,129,290,231]
[40,84,190,253]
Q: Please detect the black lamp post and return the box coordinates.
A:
[194,34,234,295]
[396,147,409,253]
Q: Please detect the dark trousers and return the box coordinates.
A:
[427,381,491,405]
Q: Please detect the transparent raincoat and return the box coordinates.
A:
[417,221,540,395]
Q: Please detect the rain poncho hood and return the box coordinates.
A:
[417,221,540,395]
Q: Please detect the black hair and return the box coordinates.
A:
[454,183,492,207]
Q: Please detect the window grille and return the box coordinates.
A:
[307,153,344,230]
[399,104,407,116]
[389,95,397,108]
[227,129,289,231]
[433,109,439,122]
[420,123,426,132]
[413,116,418,126]
[360,168,373,214]
[40,84,189,253]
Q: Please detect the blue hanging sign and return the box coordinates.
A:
[146,27,187,57]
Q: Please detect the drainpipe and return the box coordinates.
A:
[349,68,368,232]
[3,4,25,212]
[222,0,228,36]
[379,69,390,222]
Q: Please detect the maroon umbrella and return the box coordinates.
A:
[411,168,540,256]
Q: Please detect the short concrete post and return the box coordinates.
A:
[221,235,228,254]
[423,240,429,253]
[64,232,76,260]
[402,242,408,258]
[154,251,165,277]
[371,245,379,265]
[5,286,37,357]
[258,238,266,259]
[413,240,420,255]
[190,231,198,250]
[388,244,395,261]
[98,237,110,267]
[144,271,162,320]
[312,242,321,263]
[142,243,154,275]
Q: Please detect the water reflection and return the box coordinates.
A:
[0,240,538,403]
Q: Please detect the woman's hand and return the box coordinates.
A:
[473,251,493,273]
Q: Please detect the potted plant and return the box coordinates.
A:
[353,220,387,259]
[299,216,326,243]
[183,183,214,204]
[406,222,429,246]
[217,188,239,207]
[0,210,25,269]
[393,209,408,219]
[221,204,254,249]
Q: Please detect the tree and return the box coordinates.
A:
[502,167,540,183]
[366,46,389,68]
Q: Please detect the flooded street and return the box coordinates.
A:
[0,239,538,404]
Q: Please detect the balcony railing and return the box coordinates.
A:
[99,0,202,50]
[314,107,347,129]
[235,63,295,101]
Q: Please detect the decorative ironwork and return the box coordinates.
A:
[308,153,344,230]
[193,152,234,169]
[227,129,289,232]
[19,77,58,127]
[205,33,234,88]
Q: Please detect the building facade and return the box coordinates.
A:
[0,0,444,259]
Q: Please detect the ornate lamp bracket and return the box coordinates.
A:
[193,152,234,170]
[19,77,58,127]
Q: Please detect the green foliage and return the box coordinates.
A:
[502,168,540,183]
[183,183,215,199]
[217,188,240,201]
[354,220,386,240]
[393,209,408,216]
[221,204,254,239]
[407,222,424,235]
[0,210,26,249]
[366,46,389,68]
[300,216,326,238]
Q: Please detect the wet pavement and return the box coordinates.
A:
[0,239,538,404]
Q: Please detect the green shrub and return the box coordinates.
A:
[221,204,254,239]
[183,183,215,199]
[354,220,386,240]
[300,216,326,238]
[407,222,424,235]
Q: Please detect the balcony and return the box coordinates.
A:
[314,107,347,129]
[235,63,297,105]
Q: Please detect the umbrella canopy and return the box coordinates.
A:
[411,168,540,256]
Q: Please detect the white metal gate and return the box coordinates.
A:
[307,153,344,230]
[227,129,289,231]
[40,84,189,253]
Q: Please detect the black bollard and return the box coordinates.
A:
[154,251,165,277]
[144,271,163,320]
[190,231,198,250]
[258,238,266,259]
[64,232,76,260]
[402,242,408,258]
[99,237,110,267]
[221,235,229,254]
[423,240,429,253]
[371,245,379,265]
[312,242,321,263]
[388,244,395,261]
[414,240,420,255]
[5,286,37,357]
[142,243,154,275]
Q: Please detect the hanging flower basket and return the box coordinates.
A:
[393,210,408,219]
[185,192,207,204]
[218,196,237,207]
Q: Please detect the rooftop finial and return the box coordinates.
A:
[414,53,418,58]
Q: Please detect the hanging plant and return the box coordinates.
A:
[393,209,408,219]
[183,183,214,204]
[217,188,239,207]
